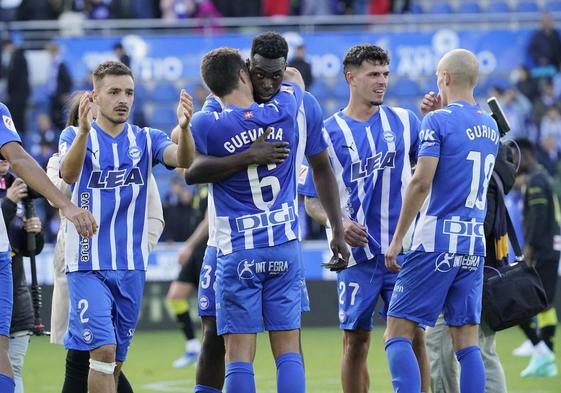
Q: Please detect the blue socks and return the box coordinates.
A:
[194,384,222,393]
[456,346,485,393]
[275,352,305,393]
[385,337,420,393]
[225,362,255,393]
[0,373,15,393]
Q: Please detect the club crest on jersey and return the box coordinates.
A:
[87,167,145,189]
[82,328,93,344]
[383,130,395,143]
[2,115,17,133]
[237,259,255,280]
[350,151,395,182]
[243,111,253,119]
[128,146,141,160]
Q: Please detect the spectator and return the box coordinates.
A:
[489,86,532,140]
[533,82,561,125]
[369,0,391,14]
[289,44,314,89]
[162,177,195,242]
[16,0,62,20]
[527,13,561,70]
[514,65,540,102]
[29,113,58,161]
[0,161,45,393]
[161,0,221,20]
[212,0,260,16]
[541,107,561,152]
[0,0,22,21]
[299,0,333,15]
[46,42,72,131]
[1,39,30,135]
[112,42,130,67]
[263,0,290,16]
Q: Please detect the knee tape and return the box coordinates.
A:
[89,359,116,375]
[537,308,558,328]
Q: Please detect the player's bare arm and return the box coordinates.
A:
[385,155,438,272]
[307,150,350,262]
[1,141,97,237]
[283,66,305,90]
[60,92,92,184]
[163,89,195,168]
[184,126,289,184]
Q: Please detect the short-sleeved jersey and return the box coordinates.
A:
[59,122,173,272]
[192,83,311,255]
[0,103,22,254]
[411,101,500,256]
[299,106,420,266]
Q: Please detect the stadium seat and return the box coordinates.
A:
[515,2,540,13]
[545,1,561,12]
[457,2,481,13]
[428,3,454,14]
[150,83,179,103]
[486,2,511,13]
[390,79,423,98]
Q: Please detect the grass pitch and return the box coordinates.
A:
[23,326,560,392]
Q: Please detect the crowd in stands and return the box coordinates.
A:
[0,0,415,21]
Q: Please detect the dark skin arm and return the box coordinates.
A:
[307,150,350,262]
[182,127,289,185]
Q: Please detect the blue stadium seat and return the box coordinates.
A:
[457,2,481,13]
[428,3,453,14]
[515,2,540,12]
[390,79,423,98]
[486,2,511,13]
[545,1,561,12]
[150,83,179,103]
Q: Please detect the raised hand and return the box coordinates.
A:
[177,89,194,130]
[246,126,290,165]
[78,92,93,135]
[420,91,442,116]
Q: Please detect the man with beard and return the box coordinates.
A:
[59,61,194,393]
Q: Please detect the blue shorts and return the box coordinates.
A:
[199,244,310,317]
[216,240,302,335]
[388,251,484,328]
[337,255,400,331]
[198,246,218,317]
[65,270,145,362]
[0,254,12,337]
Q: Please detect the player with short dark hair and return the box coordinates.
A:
[189,46,347,393]
[59,60,194,393]
[384,49,497,393]
[300,44,429,393]
[177,32,346,393]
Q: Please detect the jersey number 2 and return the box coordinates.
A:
[465,151,495,210]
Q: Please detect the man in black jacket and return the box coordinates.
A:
[515,138,560,378]
[0,159,43,393]
[1,39,30,134]
[46,42,72,130]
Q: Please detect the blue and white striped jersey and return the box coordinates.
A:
[299,106,420,266]
[0,103,22,255]
[411,101,499,256]
[192,83,324,255]
[59,122,173,272]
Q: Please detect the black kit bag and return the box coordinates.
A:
[481,208,548,332]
